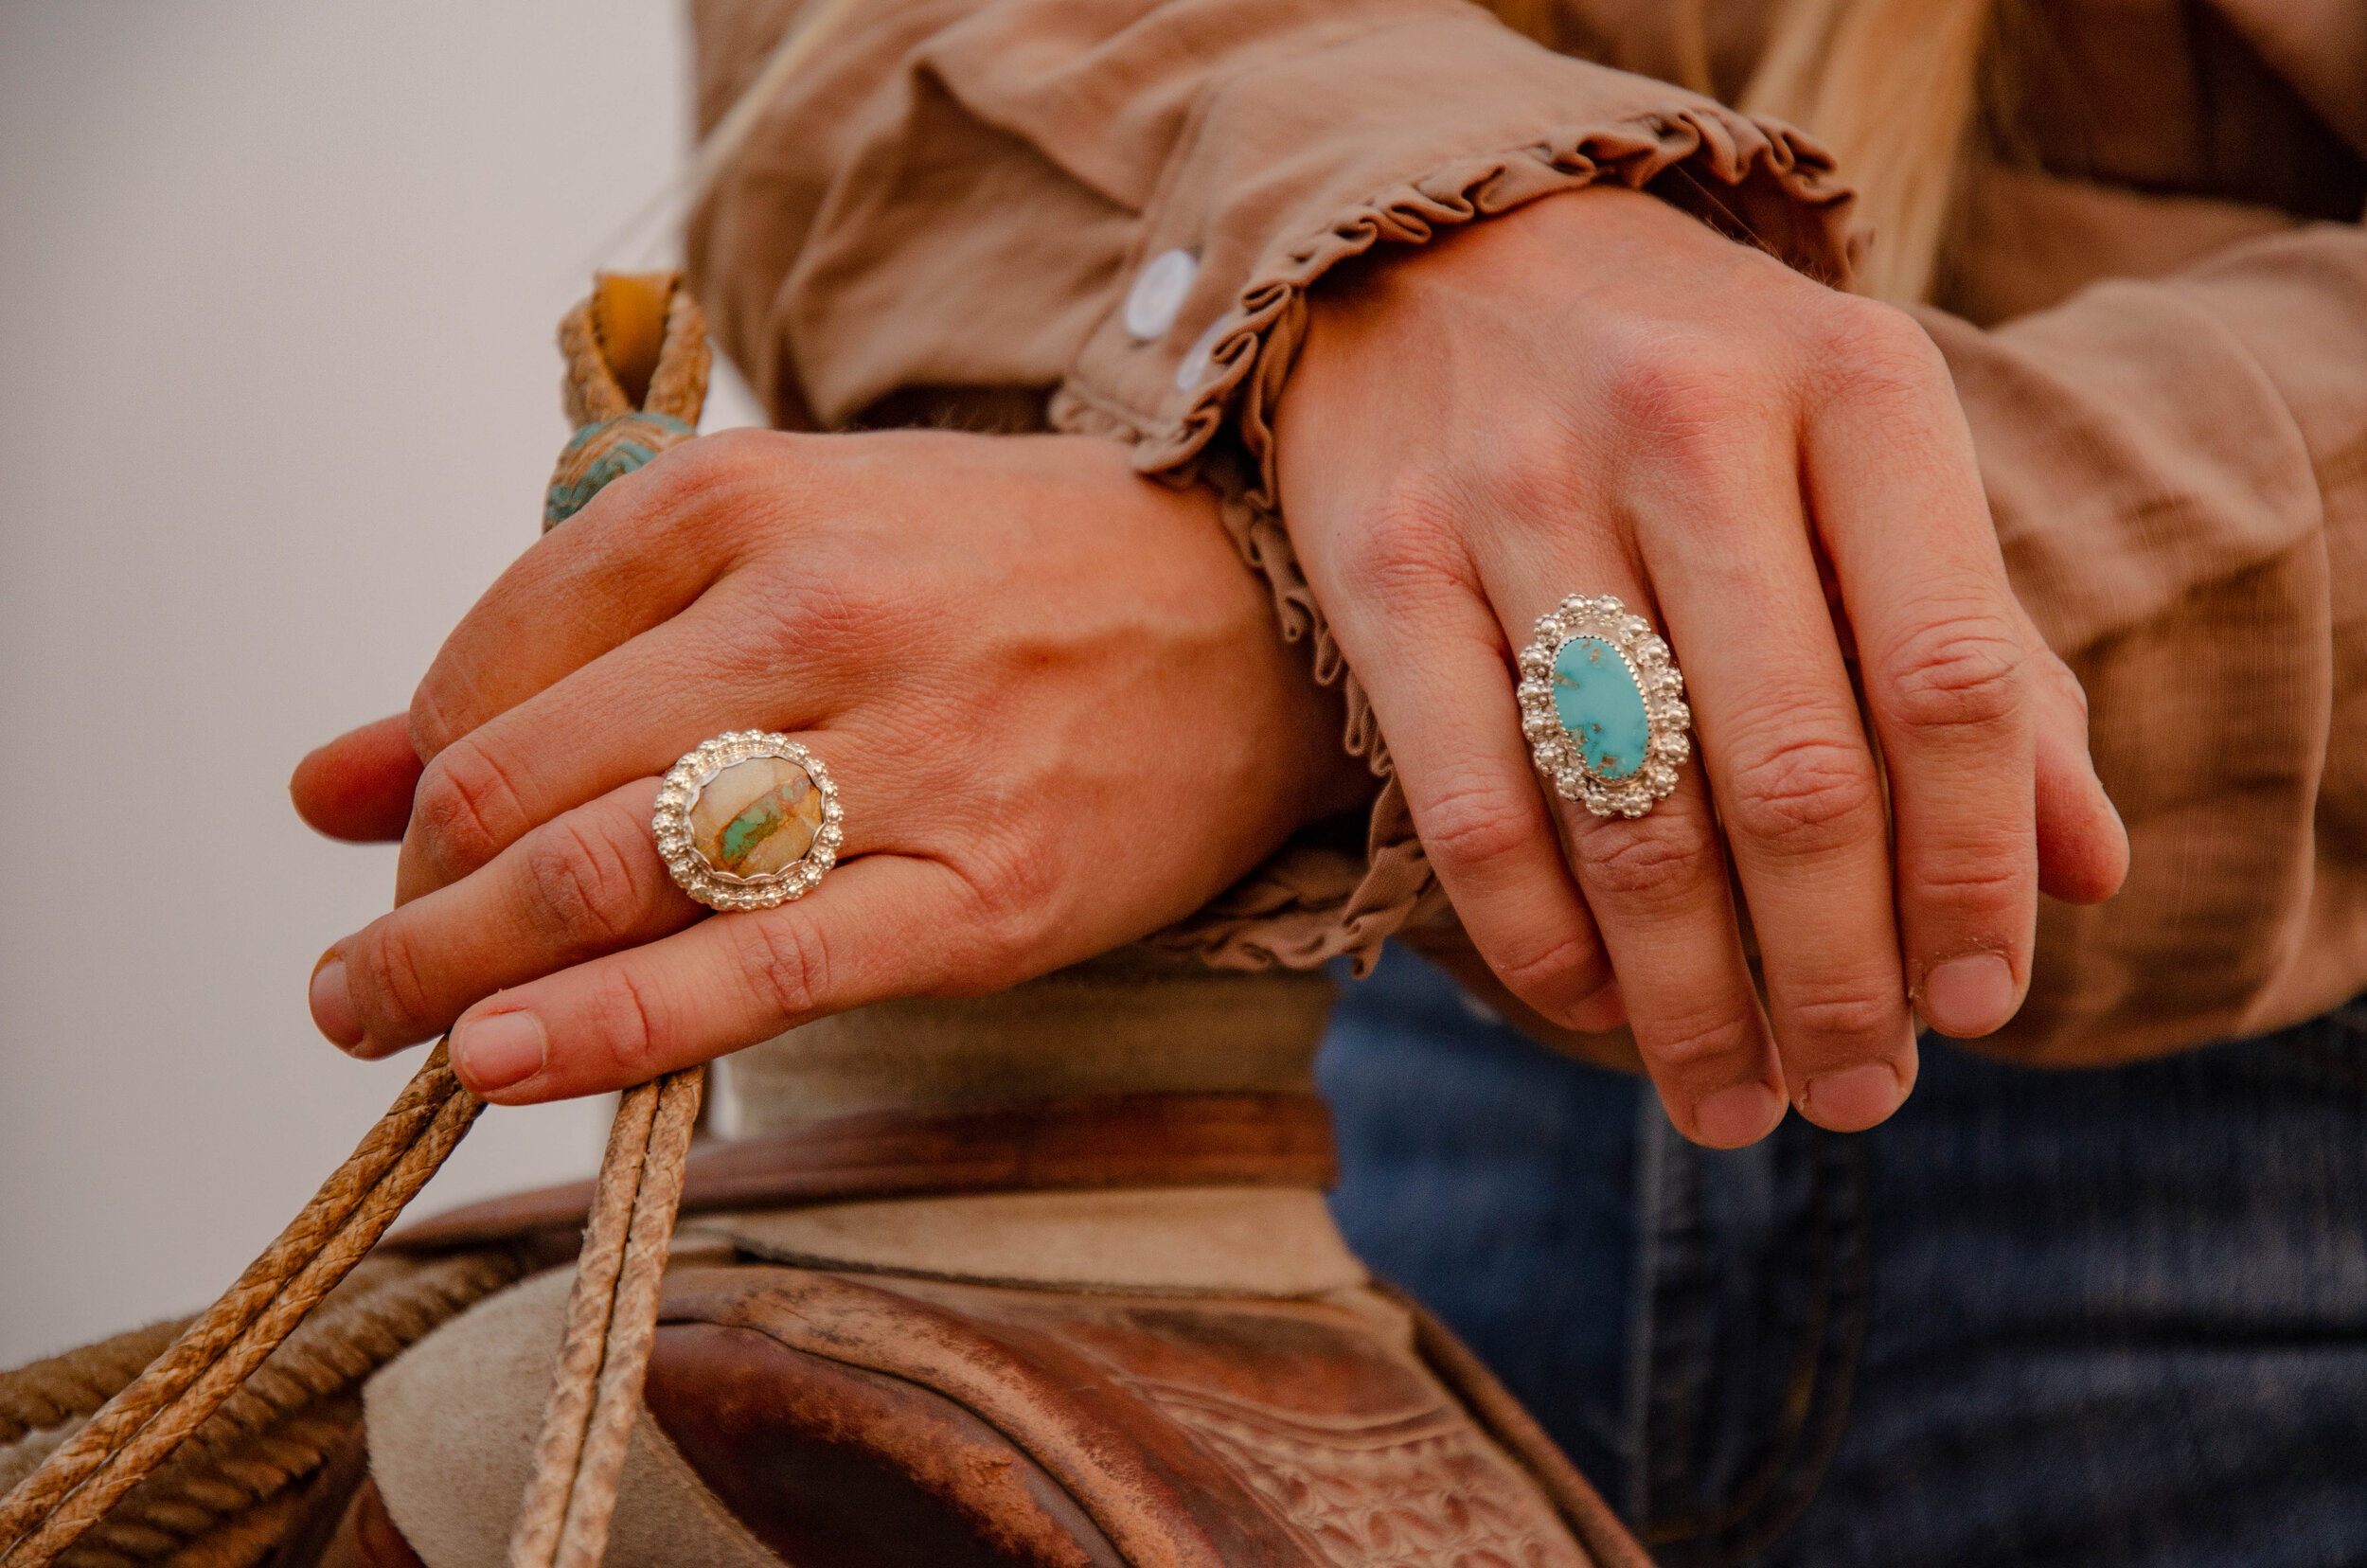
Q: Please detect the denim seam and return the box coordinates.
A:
[1621,1098,1676,1524]
[1638,1130,1875,1567]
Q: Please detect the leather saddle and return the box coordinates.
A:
[343,1090,1651,1568]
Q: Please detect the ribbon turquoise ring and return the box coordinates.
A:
[653,732,845,910]
[1517,595,1692,819]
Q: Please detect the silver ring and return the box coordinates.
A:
[1516,594,1692,818]
[652,731,845,910]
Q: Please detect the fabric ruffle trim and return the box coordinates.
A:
[1066,106,1863,973]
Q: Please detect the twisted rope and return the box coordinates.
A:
[41,1253,524,1568]
[0,1047,482,1567]
[0,1326,190,1452]
[50,1400,352,1568]
[507,1067,703,1568]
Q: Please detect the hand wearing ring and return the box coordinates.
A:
[1275,186,2128,1149]
[293,430,1374,1104]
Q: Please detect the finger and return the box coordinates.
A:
[2027,635,2128,905]
[443,854,976,1103]
[405,431,788,758]
[396,585,856,902]
[1495,581,1790,1149]
[292,714,422,842]
[1630,480,1916,1131]
[1318,549,1619,1029]
[316,779,697,1056]
[328,711,899,1054]
[1801,311,2041,1040]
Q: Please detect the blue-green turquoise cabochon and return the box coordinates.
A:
[1551,636,1650,780]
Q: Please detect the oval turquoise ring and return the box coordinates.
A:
[1516,595,1693,819]
[652,732,845,911]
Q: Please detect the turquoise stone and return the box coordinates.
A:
[1552,637,1650,779]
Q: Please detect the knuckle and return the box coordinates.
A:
[734,910,832,1025]
[1575,814,1708,904]
[1418,779,1541,878]
[351,922,437,1040]
[521,814,658,952]
[1904,834,2029,909]
[2031,646,2092,721]
[1592,330,1777,506]
[580,967,665,1084]
[631,426,765,516]
[573,426,787,552]
[1784,982,1906,1045]
[1488,924,1605,1001]
[964,845,1057,954]
[407,682,462,763]
[1599,327,1766,437]
[1809,296,1947,394]
[734,556,903,664]
[1882,615,2027,735]
[912,836,1058,989]
[1722,733,1881,854]
[1643,1003,1763,1076]
[409,740,528,881]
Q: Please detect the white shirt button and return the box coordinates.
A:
[1124,248,1198,342]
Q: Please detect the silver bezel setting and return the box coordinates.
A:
[653,731,845,911]
[1515,594,1692,819]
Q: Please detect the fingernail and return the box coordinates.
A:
[1799,1061,1905,1131]
[453,1010,546,1093]
[310,951,363,1049]
[1919,953,2017,1037]
[1565,981,1627,1033]
[1694,1081,1783,1148]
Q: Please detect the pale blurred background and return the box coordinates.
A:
[0,4,765,1363]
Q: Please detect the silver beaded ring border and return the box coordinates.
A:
[652,730,845,911]
[1516,594,1693,819]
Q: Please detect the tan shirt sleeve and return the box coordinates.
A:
[1914,222,2367,1062]
[685,0,1860,972]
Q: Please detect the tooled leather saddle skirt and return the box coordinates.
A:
[344,1087,1651,1568]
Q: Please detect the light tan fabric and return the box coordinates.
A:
[365,1268,783,1568]
[688,1185,1369,1296]
[717,957,1333,1133]
[685,0,2367,1063]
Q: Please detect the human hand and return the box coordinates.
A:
[292,429,1370,1102]
[1274,186,2128,1148]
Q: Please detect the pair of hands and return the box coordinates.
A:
[297,187,2127,1144]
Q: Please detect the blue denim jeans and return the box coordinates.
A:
[1321,944,2367,1568]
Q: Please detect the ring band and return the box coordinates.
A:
[653,731,845,910]
[1516,594,1692,819]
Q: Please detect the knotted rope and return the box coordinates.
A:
[1,272,716,1568]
